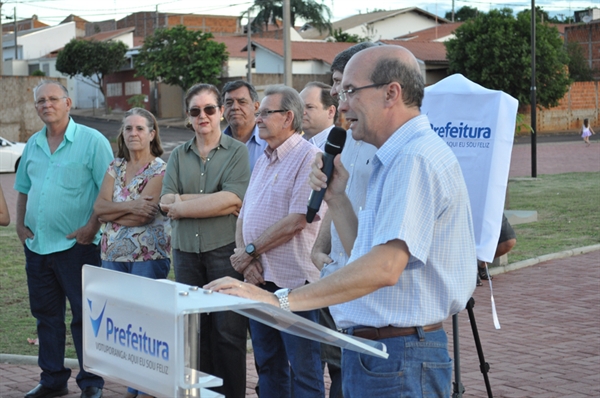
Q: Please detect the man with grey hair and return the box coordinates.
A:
[15,80,113,398]
[222,80,267,171]
[229,84,326,397]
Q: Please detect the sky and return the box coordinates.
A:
[1,0,597,26]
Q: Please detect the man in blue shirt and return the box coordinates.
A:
[15,80,113,398]
[222,80,267,172]
[207,45,477,397]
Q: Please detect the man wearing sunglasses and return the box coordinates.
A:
[15,80,112,398]
[222,80,267,172]
[229,85,326,397]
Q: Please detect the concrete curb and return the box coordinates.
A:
[2,245,599,367]
[488,244,600,276]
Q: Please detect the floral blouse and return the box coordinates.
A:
[100,157,171,262]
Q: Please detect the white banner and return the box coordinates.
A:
[422,74,518,262]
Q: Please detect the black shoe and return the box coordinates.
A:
[24,384,68,398]
[80,386,103,398]
[478,265,493,281]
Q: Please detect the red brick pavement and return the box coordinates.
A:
[509,140,599,178]
[1,251,599,397]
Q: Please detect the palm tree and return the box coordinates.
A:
[245,0,332,34]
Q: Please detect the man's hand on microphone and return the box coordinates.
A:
[308,153,349,203]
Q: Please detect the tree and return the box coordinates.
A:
[56,39,127,114]
[330,28,367,43]
[565,41,594,81]
[247,0,332,34]
[445,8,571,108]
[135,26,228,93]
[445,6,481,21]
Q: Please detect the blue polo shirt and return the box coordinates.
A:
[223,124,267,172]
[14,118,114,255]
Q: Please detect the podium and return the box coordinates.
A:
[82,266,387,397]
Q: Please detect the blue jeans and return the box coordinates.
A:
[172,244,247,398]
[249,282,324,398]
[24,244,104,390]
[102,258,170,396]
[102,258,170,279]
[342,327,452,398]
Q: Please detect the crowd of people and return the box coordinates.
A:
[9,43,517,398]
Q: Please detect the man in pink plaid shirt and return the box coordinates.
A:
[229,84,326,397]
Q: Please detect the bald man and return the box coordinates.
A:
[207,45,477,397]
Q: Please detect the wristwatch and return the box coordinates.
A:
[274,288,292,312]
[245,243,260,259]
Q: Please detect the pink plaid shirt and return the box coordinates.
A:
[240,133,325,289]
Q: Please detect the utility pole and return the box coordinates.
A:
[246,7,252,83]
[13,7,17,60]
[283,0,292,87]
[530,0,537,178]
[155,4,159,34]
[0,1,4,75]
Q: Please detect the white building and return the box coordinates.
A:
[300,7,449,41]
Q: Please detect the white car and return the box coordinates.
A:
[0,136,26,173]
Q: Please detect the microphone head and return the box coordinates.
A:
[324,127,346,156]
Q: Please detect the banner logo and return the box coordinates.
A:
[88,299,107,338]
[431,122,492,139]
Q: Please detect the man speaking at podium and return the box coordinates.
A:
[208,45,477,397]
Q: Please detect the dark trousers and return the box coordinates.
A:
[172,244,247,398]
[24,243,105,390]
[319,307,343,398]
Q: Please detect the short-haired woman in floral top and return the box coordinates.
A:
[93,108,170,398]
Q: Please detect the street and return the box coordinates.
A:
[71,115,194,160]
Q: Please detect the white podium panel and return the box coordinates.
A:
[83,266,387,397]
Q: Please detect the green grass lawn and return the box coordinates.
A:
[507,172,600,262]
[1,171,598,357]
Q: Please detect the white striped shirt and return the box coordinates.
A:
[330,115,477,328]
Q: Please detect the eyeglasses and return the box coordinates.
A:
[35,96,67,107]
[254,109,287,118]
[189,105,219,117]
[338,82,392,102]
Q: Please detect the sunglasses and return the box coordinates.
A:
[189,105,219,117]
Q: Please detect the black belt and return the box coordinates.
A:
[342,322,444,341]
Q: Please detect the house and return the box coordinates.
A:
[2,22,77,75]
[378,40,449,85]
[394,22,464,42]
[213,35,256,78]
[30,27,136,109]
[60,15,89,38]
[564,10,600,79]
[246,38,449,87]
[1,14,48,34]
[300,7,449,41]
[247,38,355,75]
[86,12,242,38]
